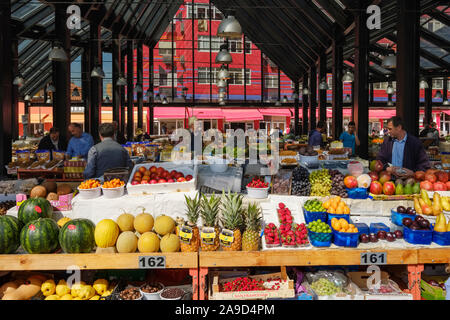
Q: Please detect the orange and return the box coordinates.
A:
[343,207,350,214]
[339,219,349,230]
[323,200,330,209]
[328,207,336,214]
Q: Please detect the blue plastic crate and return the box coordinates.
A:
[346,188,369,199]
[327,213,350,225]
[369,223,390,234]
[308,230,332,247]
[303,208,327,224]
[391,209,417,227]
[355,223,369,235]
[432,230,450,246]
[332,230,359,247]
[404,226,433,245]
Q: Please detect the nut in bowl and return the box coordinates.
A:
[140,282,164,300]
[160,287,186,300]
[119,287,143,300]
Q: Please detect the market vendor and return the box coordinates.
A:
[84,123,134,179]
[37,127,67,153]
[308,121,325,148]
[339,121,360,155]
[66,123,95,159]
[376,116,430,178]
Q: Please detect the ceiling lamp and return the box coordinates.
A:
[46,97,52,104]
[47,83,56,93]
[302,87,310,95]
[419,78,429,89]
[24,94,31,101]
[217,15,242,39]
[116,75,127,86]
[218,91,226,99]
[386,84,395,95]
[342,70,354,83]
[91,64,105,78]
[162,97,169,105]
[381,54,397,69]
[443,99,449,106]
[135,84,143,93]
[387,100,394,107]
[219,97,226,105]
[319,79,329,90]
[72,87,80,97]
[13,74,24,87]
[434,90,443,99]
[217,79,228,88]
[49,43,68,62]
[104,96,111,103]
[217,65,230,80]
[146,88,153,98]
[155,93,161,103]
[282,95,289,103]
[215,44,233,64]
[344,94,351,103]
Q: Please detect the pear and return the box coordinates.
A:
[395,184,404,195]
[434,213,447,232]
[421,189,432,206]
[422,203,433,216]
[432,194,443,216]
[414,197,423,214]
[441,196,450,212]
[447,220,450,232]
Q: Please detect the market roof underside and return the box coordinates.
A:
[9,0,450,97]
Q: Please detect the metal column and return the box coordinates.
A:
[137,41,144,129]
[302,76,309,135]
[11,39,19,140]
[353,2,369,159]
[82,48,91,133]
[332,29,344,140]
[294,81,300,136]
[424,78,433,126]
[89,19,102,141]
[149,46,154,135]
[318,54,327,123]
[127,40,134,140]
[396,0,420,137]
[309,66,317,131]
[112,31,121,125]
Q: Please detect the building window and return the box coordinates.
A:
[229,68,251,85]
[198,35,221,52]
[433,79,443,90]
[159,41,175,56]
[186,3,224,20]
[197,67,218,84]
[264,75,278,89]
[228,39,252,54]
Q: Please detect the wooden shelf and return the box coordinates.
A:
[0,252,198,271]
[200,249,419,267]
[417,248,450,264]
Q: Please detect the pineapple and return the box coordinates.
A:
[242,203,262,251]
[180,193,201,252]
[220,191,244,251]
[200,193,221,251]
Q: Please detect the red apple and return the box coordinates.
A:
[167,179,175,183]
[150,166,157,173]
[426,169,439,176]
[138,167,147,174]
[425,173,437,184]
[185,175,193,181]
[141,176,150,182]
[344,176,358,189]
[156,167,164,175]
[414,171,426,181]
[382,181,395,195]
[369,160,384,173]
[158,179,167,184]
[177,177,186,183]
[368,171,379,182]
[170,170,178,176]
[420,180,434,191]
[369,181,383,195]
[175,173,184,179]
[379,171,392,185]
[433,182,447,191]
[446,181,450,190]
[150,179,158,184]
[140,180,149,185]
[131,180,140,185]
[437,171,449,183]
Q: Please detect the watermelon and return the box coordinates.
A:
[20,218,59,254]
[0,215,23,254]
[59,219,96,253]
[18,197,53,225]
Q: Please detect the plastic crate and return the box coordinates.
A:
[303,208,327,224]
[355,223,369,235]
[369,223,390,234]
[403,226,433,245]
[308,230,332,247]
[432,230,450,246]
[327,213,350,224]
[333,230,359,247]
[346,188,369,199]
[391,209,417,227]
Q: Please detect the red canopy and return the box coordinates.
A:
[188,108,224,119]
[222,109,263,122]
[258,108,292,117]
[154,107,187,119]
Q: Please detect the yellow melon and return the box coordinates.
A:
[137,232,160,253]
[116,231,138,253]
[57,217,72,228]
[94,219,119,248]
[116,213,135,232]
[154,215,175,236]
[159,233,180,252]
[133,212,154,234]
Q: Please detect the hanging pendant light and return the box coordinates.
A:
[443,99,450,106]
[215,44,233,64]
[104,96,111,103]
[217,65,230,80]
[155,93,161,103]
[282,95,289,103]
[217,15,242,39]
[146,88,153,98]
[217,79,228,88]
[381,54,397,69]
[162,97,169,105]
[218,91,226,99]
[46,97,52,104]
[219,97,226,105]
[344,94,351,103]
[419,78,429,89]
[24,94,31,101]
[49,42,68,62]
[47,83,56,93]
[434,90,443,99]
[91,62,105,78]
[13,74,24,87]
[319,79,329,90]
[386,84,395,95]
[72,87,80,97]
[302,87,310,95]
[116,75,127,86]
[387,100,394,107]
[135,84,143,93]
[342,70,354,83]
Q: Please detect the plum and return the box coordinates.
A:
[360,234,369,243]
[377,230,387,240]
[369,233,378,243]
[394,230,403,239]
[402,217,413,227]
[386,232,396,242]
[397,206,406,213]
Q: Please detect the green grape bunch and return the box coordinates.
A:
[309,169,332,196]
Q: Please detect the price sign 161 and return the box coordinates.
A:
[360,252,387,265]
[138,256,166,269]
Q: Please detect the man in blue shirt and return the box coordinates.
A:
[308,121,325,148]
[339,121,360,155]
[66,123,94,159]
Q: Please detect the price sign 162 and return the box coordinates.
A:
[360,252,387,265]
[138,256,166,269]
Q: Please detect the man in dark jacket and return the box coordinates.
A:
[37,127,67,153]
[376,116,430,177]
[84,123,134,179]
